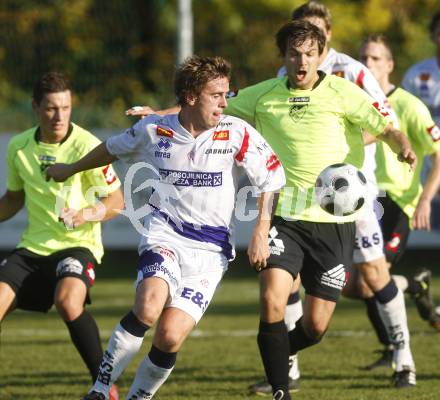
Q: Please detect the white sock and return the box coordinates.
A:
[288,354,300,380]
[126,356,174,399]
[392,275,408,292]
[376,289,415,371]
[91,323,144,397]
[284,295,303,331]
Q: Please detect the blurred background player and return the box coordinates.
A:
[47,55,286,400]
[354,33,440,363]
[226,20,416,400]
[0,72,123,399]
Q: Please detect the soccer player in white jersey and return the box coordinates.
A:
[245,2,417,393]
[402,11,440,127]
[47,55,286,400]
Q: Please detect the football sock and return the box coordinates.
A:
[65,310,103,382]
[284,291,303,331]
[364,297,391,347]
[392,274,408,292]
[288,316,321,354]
[257,320,290,396]
[91,311,149,396]
[126,345,176,399]
[374,280,414,370]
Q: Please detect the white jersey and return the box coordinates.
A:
[278,48,395,194]
[107,113,285,260]
[402,57,440,126]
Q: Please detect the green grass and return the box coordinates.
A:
[1,251,440,399]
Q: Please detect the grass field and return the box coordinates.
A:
[1,250,439,400]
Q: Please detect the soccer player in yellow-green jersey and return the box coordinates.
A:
[360,35,440,335]
[0,72,123,399]
[225,21,416,400]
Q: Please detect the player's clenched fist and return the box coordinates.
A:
[46,163,75,182]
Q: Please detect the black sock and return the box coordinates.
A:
[364,297,391,347]
[288,317,321,354]
[65,310,103,382]
[120,310,150,337]
[405,276,420,296]
[148,344,177,369]
[257,320,290,396]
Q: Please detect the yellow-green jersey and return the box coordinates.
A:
[6,123,121,262]
[226,73,389,223]
[375,87,440,219]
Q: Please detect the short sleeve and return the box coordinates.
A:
[234,123,286,193]
[6,140,24,191]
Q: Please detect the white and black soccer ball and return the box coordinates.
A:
[314,163,367,216]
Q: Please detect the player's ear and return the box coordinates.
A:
[186,93,197,106]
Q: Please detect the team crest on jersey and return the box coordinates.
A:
[213,130,229,140]
[102,165,117,184]
[427,125,440,142]
[156,126,173,137]
[289,103,308,122]
[38,155,56,173]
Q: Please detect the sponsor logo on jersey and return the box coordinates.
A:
[56,257,83,276]
[333,70,345,78]
[268,227,285,255]
[159,168,223,187]
[217,120,233,127]
[386,233,401,253]
[256,140,269,154]
[102,165,117,184]
[320,264,346,290]
[372,101,390,117]
[205,148,233,155]
[427,125,440,142]
[266,153,281,170]
[289,96,310,103]
[213,130,229,140]
[420,73,431,81]
[155,138,172,158]
[156,126,173,137]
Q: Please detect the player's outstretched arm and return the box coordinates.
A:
[376,124,417,170]
[46,142,118,182]
[0,190,25,222]
[125,105,181,117]
[413,149,440,230]
[248,192,278,271]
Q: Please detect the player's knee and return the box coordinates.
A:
[133,304,162,327]
[260,290,286,320]
[54,296,84,321]
[154,326,185,352]
[304,318,327,341]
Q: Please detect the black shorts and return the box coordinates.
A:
[0,247,97,312]
[266,217,355,302]
[378,195,410,265]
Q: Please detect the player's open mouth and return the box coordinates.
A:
[296,70,307,80]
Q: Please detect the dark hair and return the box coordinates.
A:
[291,1,332,31]
[361,34,394,60]
[276,20,326,57]
[174,56,231,106]
[32,72,71,105]
[430,11,440,34]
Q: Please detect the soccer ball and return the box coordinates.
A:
[314,163,367,216]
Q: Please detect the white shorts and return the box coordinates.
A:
[353,201,384,264]
[135,243,228,323]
